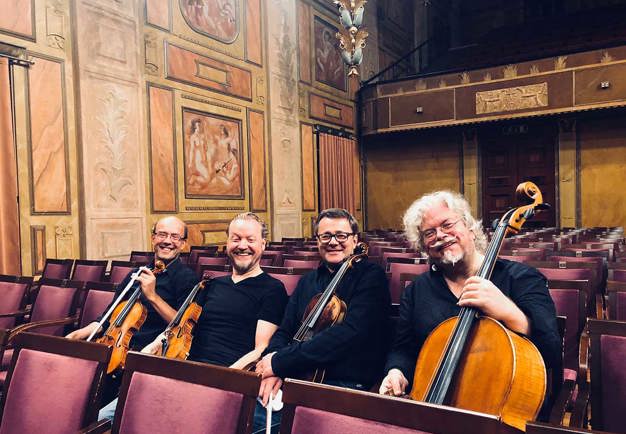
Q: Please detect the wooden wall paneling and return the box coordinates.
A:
[148,83,177,213]
[297,1,311,83]
[145,0,171,31]
[245,0,263,66]
[0,0,35,40]
[558,119,577,228]
[575,63,626,106]
[389,89,455,126]
[309,93,354,129]
[27,55,70,215]
[247,109,267,211]
[186,220,230,246]
[579,117,626,228]
[165,43,252,101]
[300,123,316,211]
[30,225,46,274]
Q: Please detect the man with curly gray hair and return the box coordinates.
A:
[379,191,561,417]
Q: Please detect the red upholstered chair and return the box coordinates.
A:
[570,319,626,433]
[84,351,260,434]
[108,261,138,285]
[280,379,516,434]
[381,251,421,268]
[0,332,111,434]
[0,275,33,329]
[611,269,626,282]
[195,254,229,275]
[71,259,108,282]
[387,259,429,304]
[260,256,274,266]
[261,250,284,267]
[0,278,82,384]
[262,266,309,296]
[128,251,154,264]
[189,245,219,265]
[500,248,547,260]
[283,258,320,269]
[199,264,233,280]
[41,258,74,279]
[292,248,321,255]
[605,281,626,320]
[77,282,116,329]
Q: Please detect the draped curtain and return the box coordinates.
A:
[0,58,21,275]
[318,132,359,215]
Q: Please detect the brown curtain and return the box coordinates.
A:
[318,132,359,215]
[0,58,21,275]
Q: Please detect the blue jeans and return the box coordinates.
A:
[98,398,118,421]
[251,380,365,434]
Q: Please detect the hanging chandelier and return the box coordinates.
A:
[334,1,369,77]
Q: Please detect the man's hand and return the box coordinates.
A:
[141,337,164,355]
[258,376,283,407]
[255,352,275,379]
[458,276,530,335]
[379,368,409,396]
[65,322,100,340]
[136,268,158,302]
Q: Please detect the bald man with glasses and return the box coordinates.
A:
[252,208,391,434]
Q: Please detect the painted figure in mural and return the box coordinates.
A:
[181,0,237,42]
[187,118,211,188]
[315,26,344,89]
[211,124,240,189]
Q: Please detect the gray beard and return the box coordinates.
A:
[438,249,465,267]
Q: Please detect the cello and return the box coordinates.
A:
[409,182,549,432]
[160,277,211,359]
[94,261,166,374]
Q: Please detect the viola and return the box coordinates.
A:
[409,182,550,432]
[161,278,211,359]
[292,242,368,382]
[96,260,166,374]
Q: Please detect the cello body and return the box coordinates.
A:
[410,316,546,431]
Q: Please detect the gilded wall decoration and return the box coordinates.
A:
[255,76,266,106]
[529,65,540,75]
[313,16,346,92]
[179,0,239,43]
[46,0,65,49]
[415,79,426,90]
[95,86,137,208]
[438,79,447,88]
[476,82,548,115]
[555,56,567,70]
[503,65,518,79]
[460,72,470,84]
[483,72,492,81]
[54,224,74,258]
[182,108,243,199]
[600,51,613,63]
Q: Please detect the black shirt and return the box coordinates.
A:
[188,272,288,366]
[266,259,391,388]
[385,258,562,382]
[97,258,198,350]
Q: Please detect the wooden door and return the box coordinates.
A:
[481,123,556,228]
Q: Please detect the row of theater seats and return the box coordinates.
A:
[2,321,625,434]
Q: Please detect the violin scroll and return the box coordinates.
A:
[503,181,550,235]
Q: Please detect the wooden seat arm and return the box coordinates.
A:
[577,328,590,383]
[548,378,575,424]
[595,293,606,319]
[0,310,27,319]
[7,316,78,342]
[568,381,590,427]
[77,419,112,434]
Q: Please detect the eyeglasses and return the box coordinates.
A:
[421,219,462,244]
[153,231,185,242]
[316,232,354,244]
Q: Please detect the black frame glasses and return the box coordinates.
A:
[315,232,355,244]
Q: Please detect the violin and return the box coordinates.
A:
[96,260,166,374]
[161,278,211,359]
[292,242,368,382]
[409,182,550,432]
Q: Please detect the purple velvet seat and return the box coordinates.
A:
[578,319,626,433]
[261,249,284,266]
[612,269,626,282]
[548,286,585,371]
[526,421,609,434]
[500,248,546,260]
[281,379,513,434]
[199,264,233,280]
[109,261,138,285]
[381,251,421,268]
[262,266,309,296]
[98,352,260,434]
[128,251,154,264]
[259,256,274,266]
[0,332,110,434]
[41,258,74,279]
[0,275,33,329]
[606,281,626,320]
[71,259,108,282]
[387,261,429,304]
[283,258,319,269]
[195,254,229,274]
[78,282,116,328]
[189,245,219,265]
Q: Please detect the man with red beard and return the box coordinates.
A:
[378,191,560,416]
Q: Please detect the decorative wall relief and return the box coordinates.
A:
[54,224,74,258]
[274,9,297,116]
[297,2,311,83]
[182,108,244,199]
[179,0,239,43]
[94,85,137,209]
[313,16,346,91]
[255,76,266,105]
[475,82,548,115]
[503,65,518,79]
[28,56,70,214]
[46,0,65,49]
[555,56,567,70]
[144,34,159,75]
